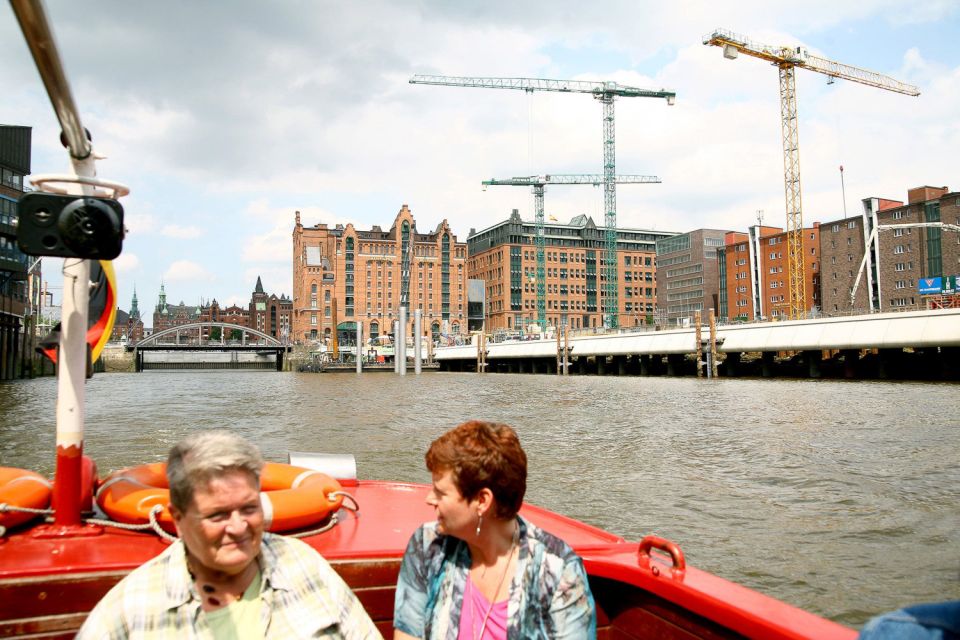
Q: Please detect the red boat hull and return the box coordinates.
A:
[0,480,854,639]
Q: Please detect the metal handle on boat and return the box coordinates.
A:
[638,535,686,578]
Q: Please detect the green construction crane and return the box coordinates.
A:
[482,174,660,331]
[410,75,676,328]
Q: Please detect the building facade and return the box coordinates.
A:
[655,229,729,326]
[821,185,960,314]
[720,224,821,322]
[0,125,36,380]
[292,205,468,344]
[151,277,288,341]
[250,276,292,341]
[110,288,144,342]
[467,210,675,332]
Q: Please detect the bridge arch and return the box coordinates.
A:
[134,322,283,347]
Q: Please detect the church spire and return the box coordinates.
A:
[255,276,264,294]
[130,286,141,320]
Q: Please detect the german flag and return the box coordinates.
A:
[38,260,117,373]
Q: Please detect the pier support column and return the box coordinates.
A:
[842,349,859,379]
[517,359,527,374]
[805,350,822,379]
[666,354,683,377]
[614,355,627,376]
[639,354,651,376]
[761,351,776,378]
[596,356,607,376]
[878,349,902,380]
[722,352,740,377]
[918,348,943,381]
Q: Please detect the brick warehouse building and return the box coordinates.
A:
[292,205,467,344]
[820,185,960,314]
[151,278,290,341]
[718,223,821,322]
[468,210,676,332]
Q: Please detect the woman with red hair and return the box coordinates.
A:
[394,420,596,639]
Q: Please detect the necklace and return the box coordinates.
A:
[472,524,518,640]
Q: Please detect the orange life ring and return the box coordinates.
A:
[0,467,53,530]
[95,462,345,535]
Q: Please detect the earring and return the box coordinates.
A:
[475,512,483,537]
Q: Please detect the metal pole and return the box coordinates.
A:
[695,310,703,378]
[393,320,399,373]
[563,325,570,375]
[556,326,561,375]
[10,0,95,529]
[414,309,422,374]
[398,307,407,375]
[356,322,362,374]
[709,308,719,378]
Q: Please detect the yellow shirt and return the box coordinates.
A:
[203,571,265,640]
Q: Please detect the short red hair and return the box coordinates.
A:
[425,420,527,520]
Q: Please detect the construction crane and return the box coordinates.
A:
[703,28,919,319]
[482,174,661,330]
[410,75,676,328]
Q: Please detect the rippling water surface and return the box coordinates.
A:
[1,371,958,627]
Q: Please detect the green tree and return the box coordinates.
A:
[230,329,243,341]
[209,327,222,340]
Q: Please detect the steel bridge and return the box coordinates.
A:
[128,322,290,372]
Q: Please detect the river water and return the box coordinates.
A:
[1,371,958,628]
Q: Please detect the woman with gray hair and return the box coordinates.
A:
[79,430,381,639]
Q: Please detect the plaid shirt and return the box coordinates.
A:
[394,516,596,639]
[77,533,381,639]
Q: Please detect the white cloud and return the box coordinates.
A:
[164,260,215,283]
[160,224,203,239]
[112,252,141,277]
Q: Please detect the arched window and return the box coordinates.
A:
[370,321,379,339]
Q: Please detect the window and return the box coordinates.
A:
[892,211,903,220]
[894,228,904,237]
[847,221,857,229]
[831,224,840,232]
[894,245,905,254]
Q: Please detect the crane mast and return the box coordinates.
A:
[410,74,675,328]
[483,174,660,330]
[703,28,919,319]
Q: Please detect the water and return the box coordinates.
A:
[1,371,958,627]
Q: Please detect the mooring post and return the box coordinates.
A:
[393,320,400,373]
[356,322,362,374]
[398,307,407,376]
[695,311,703,378]
[414,309,422,374]
[709,308,719,378]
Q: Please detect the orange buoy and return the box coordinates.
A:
[95,462,173,532]
[95,462,345,535]
[259,462,345,532]
[0,467,53,530]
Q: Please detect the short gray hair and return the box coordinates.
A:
[167,430,264,512]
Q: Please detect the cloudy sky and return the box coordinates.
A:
[2,1,957,316]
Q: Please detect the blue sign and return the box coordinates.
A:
[918,277,942,295]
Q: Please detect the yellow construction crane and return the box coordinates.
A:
[703,28,919,319]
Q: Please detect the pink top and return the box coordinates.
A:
[457,577,509,640]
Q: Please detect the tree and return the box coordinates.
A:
[209,327,222,341]
[230,329,243,341]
